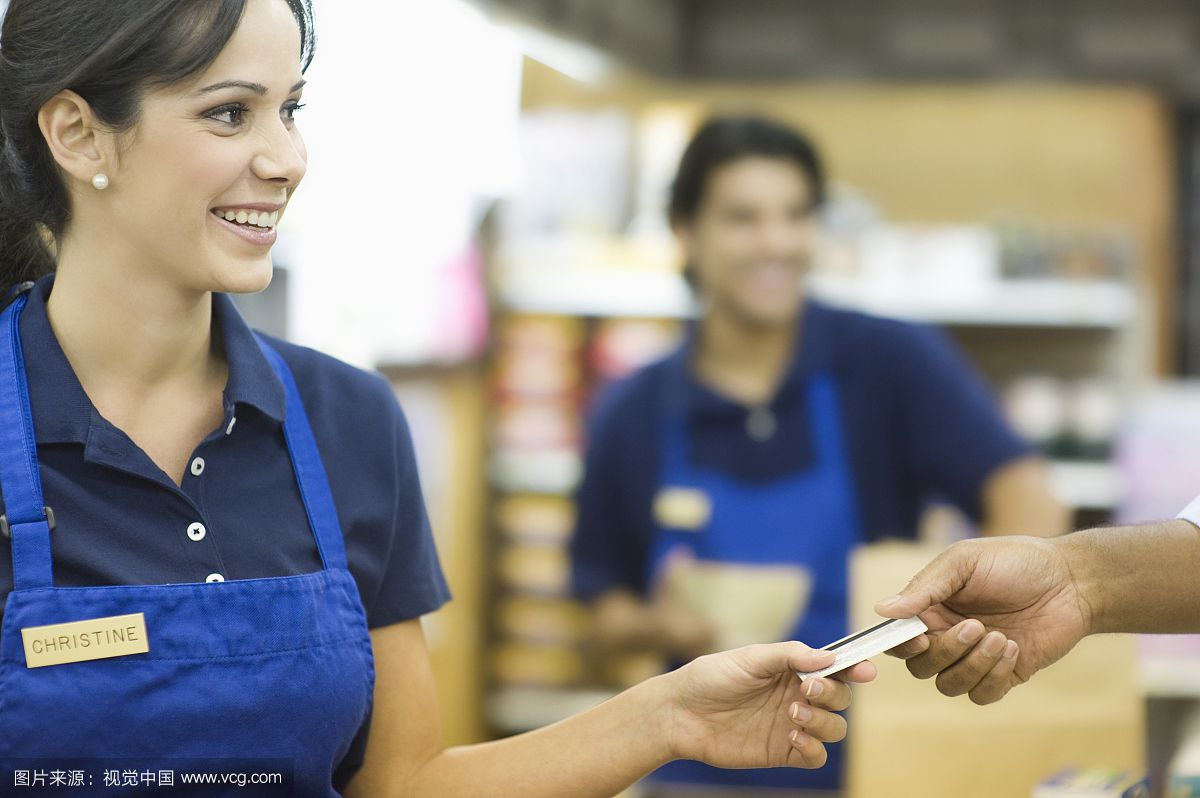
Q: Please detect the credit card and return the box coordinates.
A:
[795,616,928,680]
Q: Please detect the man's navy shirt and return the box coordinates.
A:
[572,300,1032,601]
[0,275,450,784]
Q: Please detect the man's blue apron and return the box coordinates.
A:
[0,288,375,796]
[646,366,861,791]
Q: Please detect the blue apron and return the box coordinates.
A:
[647,367,861,791]
[0,289,375,796]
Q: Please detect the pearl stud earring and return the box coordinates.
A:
[91,173,109,190]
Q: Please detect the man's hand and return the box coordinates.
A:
[874,536,1092,705]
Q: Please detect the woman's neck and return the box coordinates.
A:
[692,305,801,408]
[47,240,225,416]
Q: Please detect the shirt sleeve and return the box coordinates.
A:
[353,387,451,629]
[1178,494,1200,528]
[570,382,657,602]
[891,323,1034,522]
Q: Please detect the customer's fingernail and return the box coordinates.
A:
[791,703,812,723]
[877,595,901,608]
[804,679,824,699]
[790,730,808,747]
[981,634,1006,657]
[958,622,984,644]
[1003,641,1018,660]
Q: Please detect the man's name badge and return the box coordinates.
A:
[22,612,149,668]
[653,487,713,531]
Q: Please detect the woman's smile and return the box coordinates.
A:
[208,202,284,247]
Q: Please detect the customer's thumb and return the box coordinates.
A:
[874,543,976,618]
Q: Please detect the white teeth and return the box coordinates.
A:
[214,208,279,228]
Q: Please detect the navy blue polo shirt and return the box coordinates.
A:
[0,275,450,785]
[571,299,1032,602]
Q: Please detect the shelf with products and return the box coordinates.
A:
[486,316,588,698]
[1121,389,1200,706]
[1047,460,1123,511]
[495,259,1135,329]
[484,314,683,732]
[1139,649,1200,702]
[489,449,581,495]
[809,275,1134,329]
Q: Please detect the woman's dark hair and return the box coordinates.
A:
[668,115,826,227]
[0,0,316,289]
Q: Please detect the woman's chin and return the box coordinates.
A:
[213,257,276,295]
[730,294,804,327]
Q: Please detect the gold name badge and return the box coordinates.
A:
[22,612,149,669]
[653,487,713,531]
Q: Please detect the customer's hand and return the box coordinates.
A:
[664,642,875,769]
[874,536,1092,704]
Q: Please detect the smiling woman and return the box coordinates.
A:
[0,0,313,289]
[0,3,875,797]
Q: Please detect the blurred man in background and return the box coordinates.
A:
[570,115,1069,793]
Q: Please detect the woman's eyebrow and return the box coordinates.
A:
[193,78,306,96]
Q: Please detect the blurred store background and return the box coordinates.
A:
[137,1,1200,795]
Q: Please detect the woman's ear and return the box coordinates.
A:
[672,218,696,261]
[37,90,116,188]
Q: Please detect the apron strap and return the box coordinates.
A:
[0,290,55,590]
[659,350,695,476]
[807,373,848,469]
[255,336,350,572]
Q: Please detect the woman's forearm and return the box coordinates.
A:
[400,675,676,798]
[351,619,867,798]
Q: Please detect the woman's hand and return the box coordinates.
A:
[663,642,876,769]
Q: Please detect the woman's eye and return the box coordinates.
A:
[282,102,307,122]
[205,103,247,126]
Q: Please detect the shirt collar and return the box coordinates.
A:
[19,274,285,447]
[211,289,286,423]
[666,298,840,417]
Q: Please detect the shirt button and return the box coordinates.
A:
[225,416,237,436]
[745,406,778,442]
[205,573,225,583]
[187,522,207,541]
[190,456,206,476]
